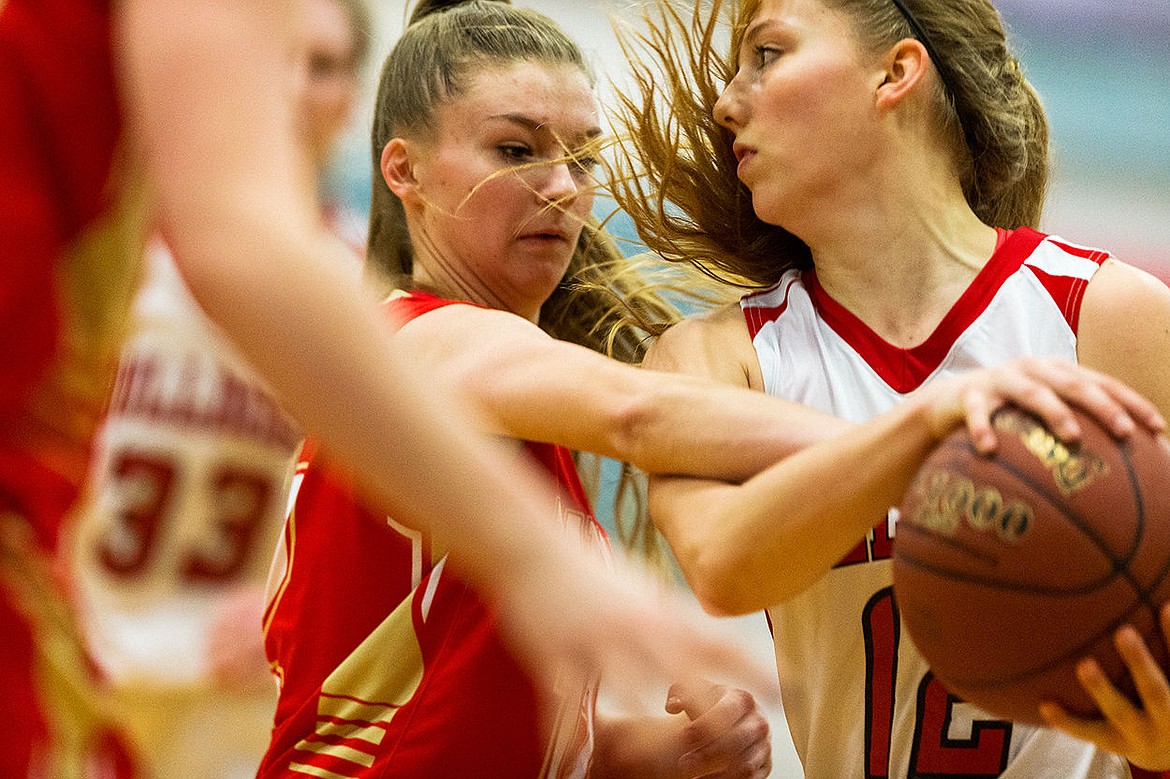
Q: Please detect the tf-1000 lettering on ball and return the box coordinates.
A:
[993,412,1109,495]
[910,470,1032,542]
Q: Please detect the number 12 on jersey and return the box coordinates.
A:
[864,587,1012,778]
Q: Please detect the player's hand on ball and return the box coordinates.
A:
[1039,603,1170,771]
[665,679,772,778]
[916,357,1165,454]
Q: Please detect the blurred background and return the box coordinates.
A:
[995,0,1170,277]
[331,2,1170,775]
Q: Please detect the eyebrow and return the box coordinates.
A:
[742,18,781,49]
[487,112,603,143]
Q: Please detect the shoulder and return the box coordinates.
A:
[385,294,550,375]
[1080,258,1170,345]
[1079,258,1170,416]
[1083,258,1170,320]
[644,301,761,389]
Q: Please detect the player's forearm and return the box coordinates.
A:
[658,397,939,614]
[589,367,851,482]
[476,339,846,482]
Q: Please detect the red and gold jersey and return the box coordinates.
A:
[0,0,144,549]
[260,291,604,779]
[0,0,144,775]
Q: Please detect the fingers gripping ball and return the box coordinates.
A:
[892,404,1170,725]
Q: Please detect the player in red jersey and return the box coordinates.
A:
[67,1,369,776]
[1,0,806,772]
[607,0,1170,776]
[262,2,775,775]
[0,0,144,773]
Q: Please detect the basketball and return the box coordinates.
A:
[892,403,1170,725]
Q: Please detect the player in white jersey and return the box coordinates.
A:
[736,230,1153,778]
[608,0,1170,776]
[68,1,370,775]
[72,239,301,778]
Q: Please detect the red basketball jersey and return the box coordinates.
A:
[260,291,604,778]
[0,0,143,775]
[0,0,143,545]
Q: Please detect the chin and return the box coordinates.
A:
[752,185,809,229]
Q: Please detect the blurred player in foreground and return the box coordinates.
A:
[68,1,370,776]
[0,0,780,773]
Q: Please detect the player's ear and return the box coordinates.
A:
[875,37,931,111]
[381,138,419,205]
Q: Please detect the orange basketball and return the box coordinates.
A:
[893,404,1170,724]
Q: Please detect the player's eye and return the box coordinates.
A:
[498,143,534,163]
[755,45,782,68]
[569,154,600,175]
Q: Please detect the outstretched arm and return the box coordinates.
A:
[115,0,776,706]
[386,302,844,482]
[643,303,1162,615]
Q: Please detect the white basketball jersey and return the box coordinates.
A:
[72,241,300,685]
[744,228,1131,779]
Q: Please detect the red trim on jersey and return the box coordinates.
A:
[743,281,793,340]
[1049,238,1111,264]
[804,227,1048,394]
[1022,264,1091,334]
[386,289,477,319]
[1022,240,1108,334]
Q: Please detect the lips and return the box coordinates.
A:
[518,224,571,242]
[732,142,757,176]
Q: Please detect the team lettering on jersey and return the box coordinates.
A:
[108,347,299,450]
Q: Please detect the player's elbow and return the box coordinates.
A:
[677,530,811,615]
[676,541,759,617]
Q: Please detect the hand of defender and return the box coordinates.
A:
[666,678,772,778]
[919,357,1166,454]
[1038,603,1170,771]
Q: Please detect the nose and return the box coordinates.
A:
[538,160,581,205]
[712,77,744,132]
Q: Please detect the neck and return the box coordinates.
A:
[409,247,544,325]
[795,163,997,349]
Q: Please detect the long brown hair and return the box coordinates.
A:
[610,0,1050,287]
